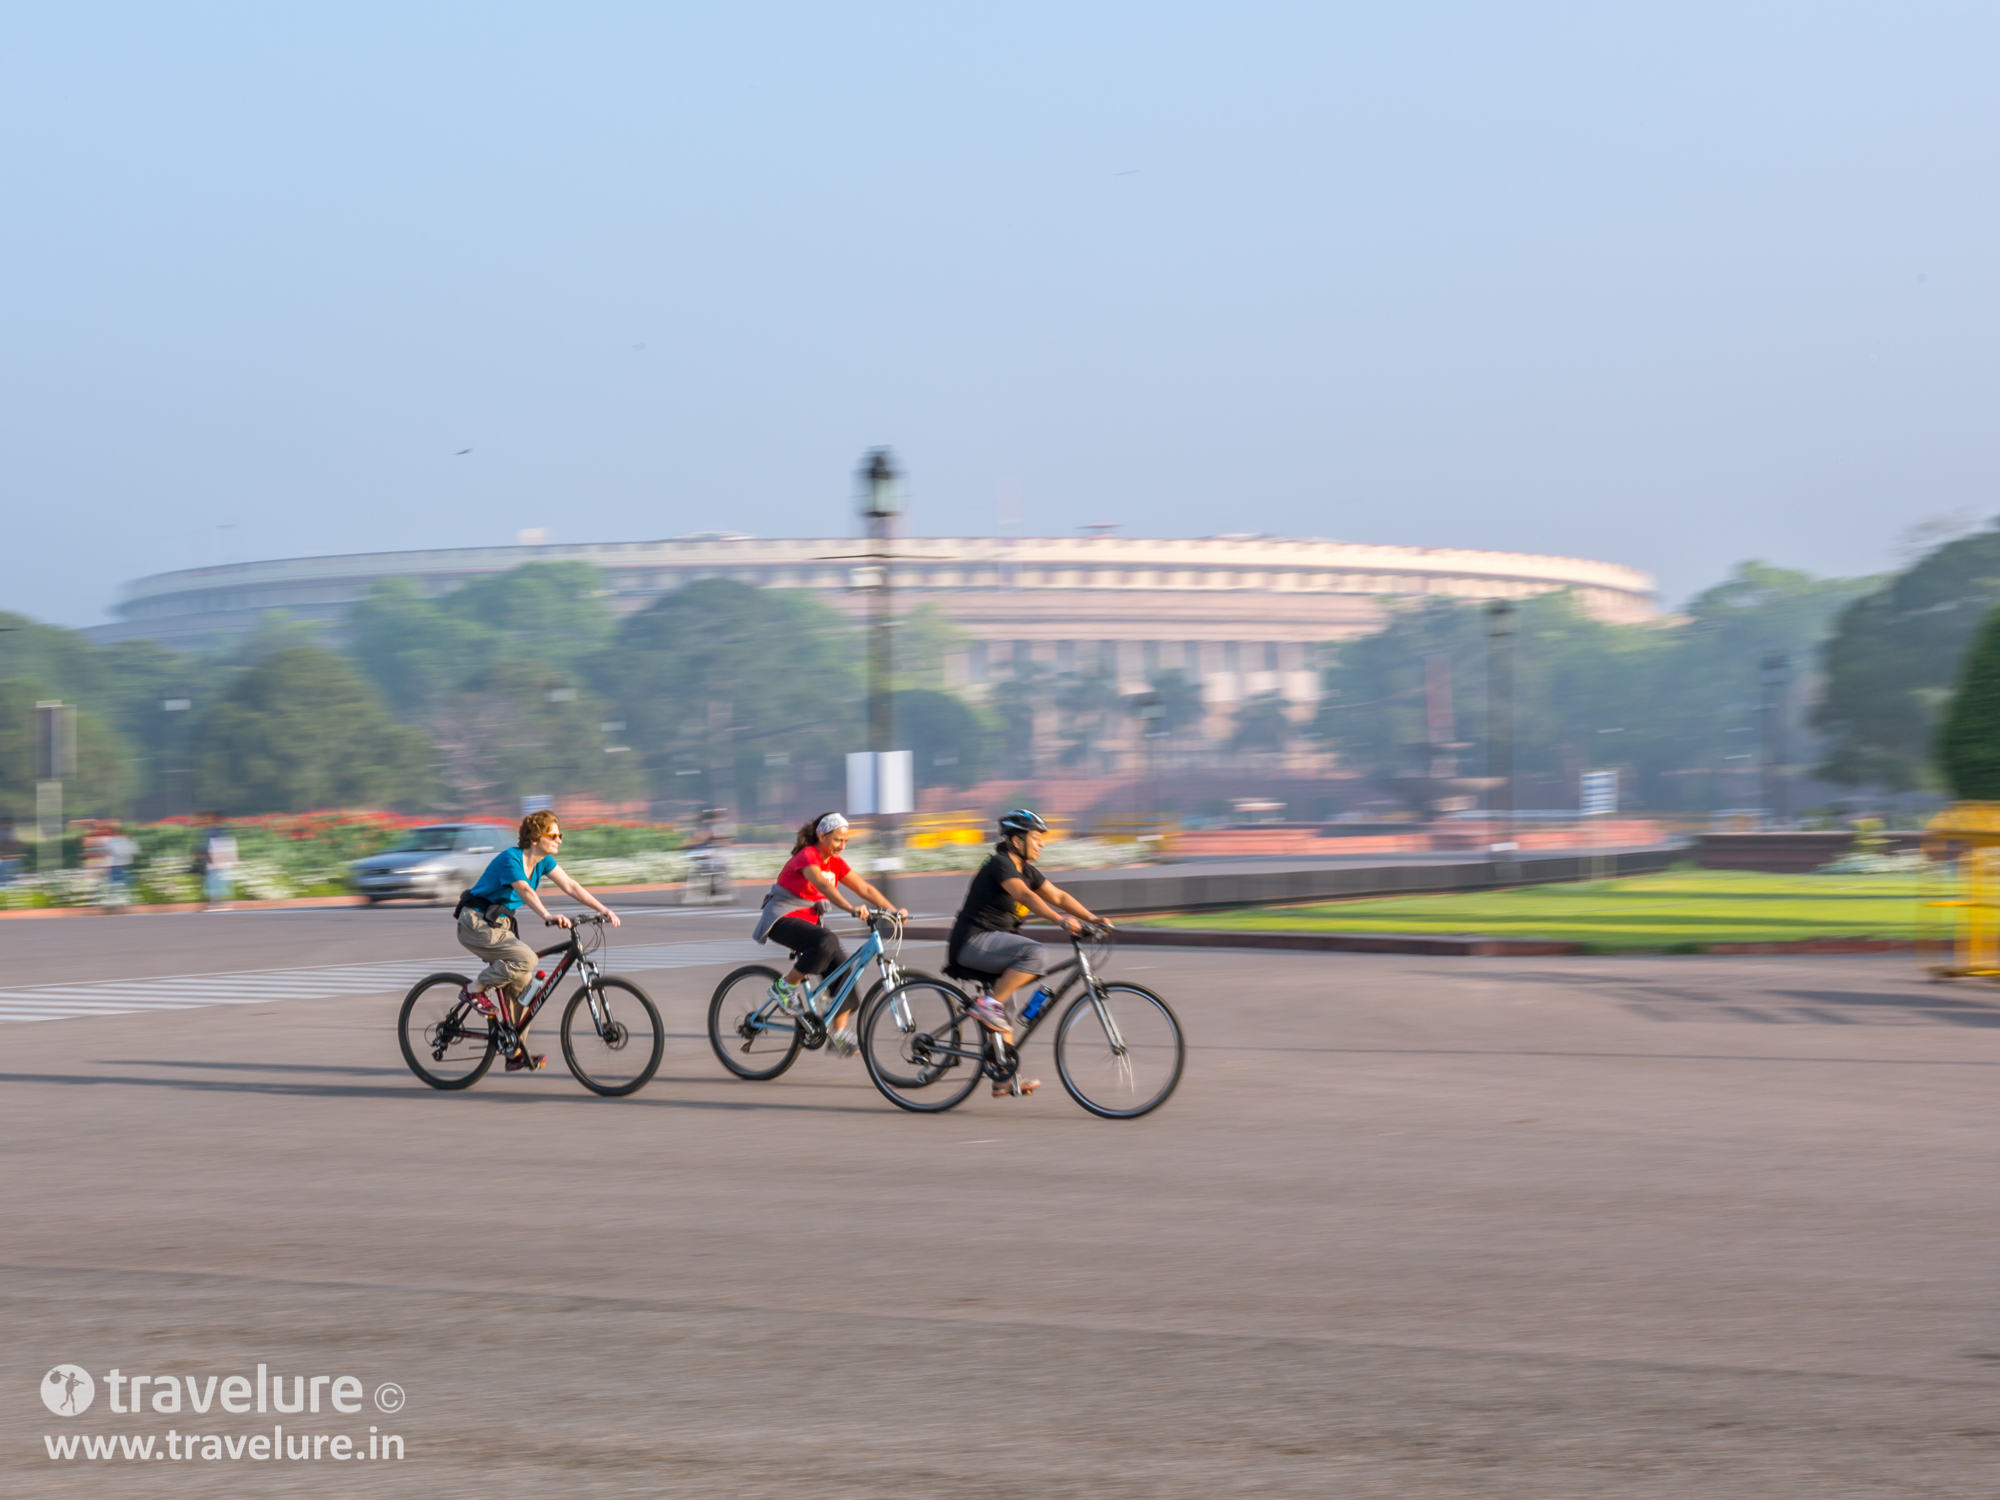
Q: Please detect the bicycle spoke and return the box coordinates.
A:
[397,973,497,1090]
[707,964,804,1080]
[561,978,664,1096]
[860,979,984,1112]
[1053,983,1183,1119]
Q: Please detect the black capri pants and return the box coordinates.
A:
[768,915,846,977]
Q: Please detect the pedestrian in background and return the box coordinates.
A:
[200,814,238,911]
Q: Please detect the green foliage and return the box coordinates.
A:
[556,821,687,859]
[597,578,862,812]
[892,689,991,790]
[893,602,973,691]
[1141,869,1923,949]
[0,681,132,820]
[1317,563,1873,810]
[1231,692,1293,754]
[187,647,432,814]
[1139,669,1205,740]
[344,566,637,810]
[1816,528,2000,790]
[1936,604,2000,798]
[987,661,1046,777]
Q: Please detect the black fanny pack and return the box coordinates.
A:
[453,890,514,925]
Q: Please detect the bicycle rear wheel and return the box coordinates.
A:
[1053,983,1184,1119]
[398,972,497,1090]
[860,979,984,1113]
[561,977,665,1096]
[707,964,804,1080]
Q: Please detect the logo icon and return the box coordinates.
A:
[373,1382,405,1413]
[42,1366,95,1416]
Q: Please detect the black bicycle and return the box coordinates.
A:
[859,926,1184,1118]
[397,914,664,1096]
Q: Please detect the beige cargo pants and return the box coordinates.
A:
[457,906,536,1000]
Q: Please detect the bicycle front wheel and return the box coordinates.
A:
[1053,983,1184,1119]
[561,977,665,1096]
[398,972,497,1090]
[858,969,948,1086]
[860,979,984,1113]
[707,964,804,1080]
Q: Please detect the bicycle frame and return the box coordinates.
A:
[472,918,613,1051]
[748,915,909,1042]
[923,930,1131,1082]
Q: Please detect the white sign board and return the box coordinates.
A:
[845,751,914,817]
[1579,770,1618,817]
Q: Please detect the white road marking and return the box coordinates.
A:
[0,940,773,1025]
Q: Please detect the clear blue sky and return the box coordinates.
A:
[3,2,1994,625]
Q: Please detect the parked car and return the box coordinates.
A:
[349,824,513,905]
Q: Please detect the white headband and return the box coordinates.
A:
[817,813,850,836]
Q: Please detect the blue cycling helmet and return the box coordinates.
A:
[997,808,1049,837]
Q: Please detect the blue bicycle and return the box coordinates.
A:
[707,912,937,1080]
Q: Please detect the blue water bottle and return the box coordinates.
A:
[1020,986,1054,1025]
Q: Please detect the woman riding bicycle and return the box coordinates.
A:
[752,812,906,1056]
[457,809,621,1072]
[946,808,1111,1098]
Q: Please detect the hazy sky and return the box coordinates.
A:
[4,3,1994,626]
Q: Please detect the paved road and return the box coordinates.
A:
[4,905,1998,1496]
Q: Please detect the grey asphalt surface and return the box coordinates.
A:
[4,901,1999,1497]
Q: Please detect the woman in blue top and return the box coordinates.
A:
[456,809,621,1071]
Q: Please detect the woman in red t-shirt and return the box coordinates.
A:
[764,812,906,1054]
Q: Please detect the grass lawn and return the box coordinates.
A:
[1137,869,1932,952]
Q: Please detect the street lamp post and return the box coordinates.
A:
[859,448,903,899]
[1485,601,1516,876]
[1760,652,1790,830]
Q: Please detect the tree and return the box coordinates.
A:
[987,661,1048,777]
[893,602,974,691]
[1231,693,1292,756]
[1127,669,1205,762]
[1315,563,1872,812]
[345,570,634,809]
[1054,667,1120,770]
[597,578,862,814]
[188,647,431,814]
[892,689,991,790]
[1815,528,2000,790]
[1936,605,2000,798]
[0,681,132,821]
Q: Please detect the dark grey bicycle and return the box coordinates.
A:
[859,926,1183,1118]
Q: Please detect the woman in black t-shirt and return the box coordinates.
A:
[947,808,1111,1096]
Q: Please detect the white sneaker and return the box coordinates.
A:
[827,1028,858,1057]
[769,980,801,1014]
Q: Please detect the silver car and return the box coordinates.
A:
[350,824,513,905]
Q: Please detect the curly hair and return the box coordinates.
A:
[518,809,560,848]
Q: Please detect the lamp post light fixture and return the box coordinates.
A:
[1484,601,1516,874]
[857,447,904,897]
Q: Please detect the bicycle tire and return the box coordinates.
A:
[560,977,665,1096]
[707,964,804,1080]
[860,978,984,1113]
[858,969,953,1086]
[1053,982,1184,1119]
[398,972,497,1090]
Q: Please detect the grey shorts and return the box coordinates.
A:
[954,929,1049,979]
